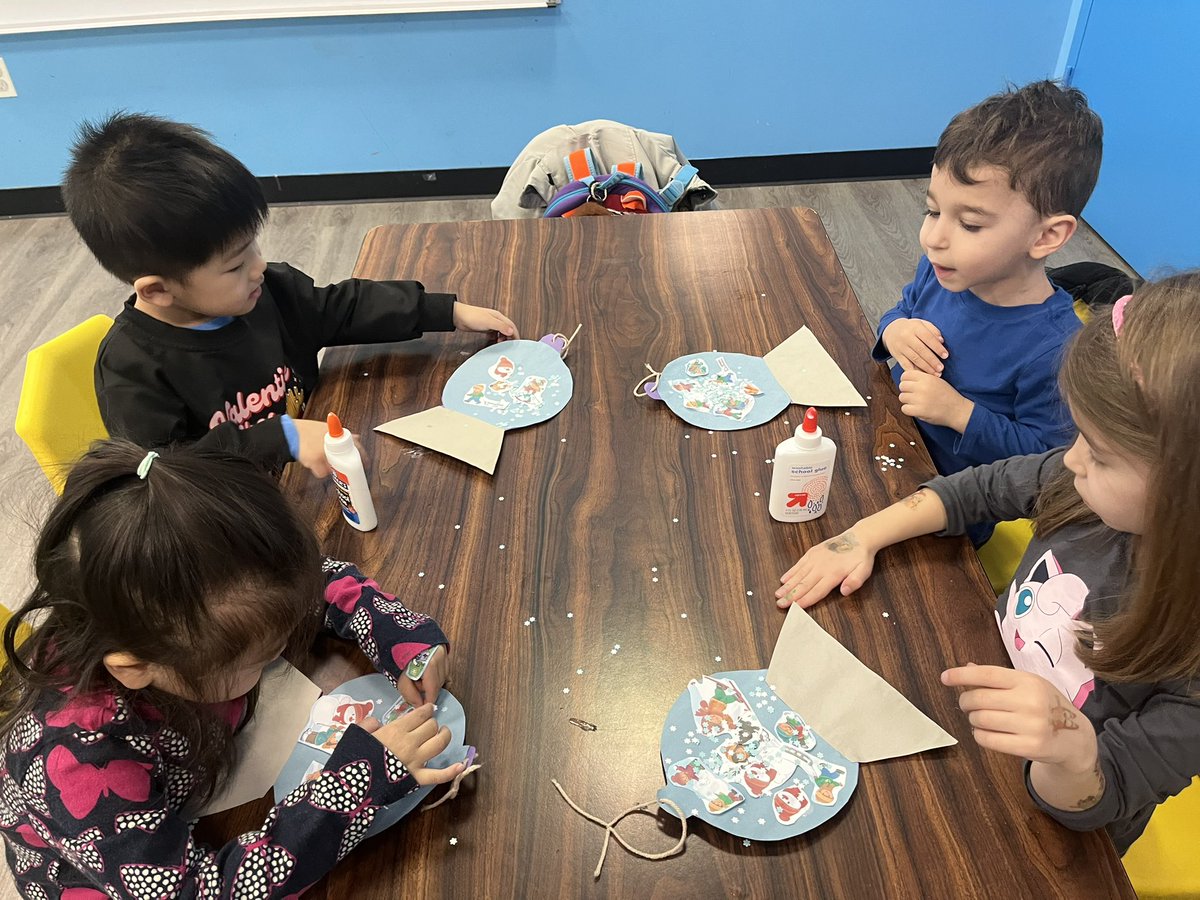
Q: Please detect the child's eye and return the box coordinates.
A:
[960,222,983,233]
[923,209,939,218]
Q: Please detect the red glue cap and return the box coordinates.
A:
[801,407,819,434]
[326,412,344,437]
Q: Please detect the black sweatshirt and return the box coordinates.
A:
[95,262,456,469]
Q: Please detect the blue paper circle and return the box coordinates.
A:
[656,669,858,842]
[442,340,573,431]
[656,352,788,431]
[273,675,468,838]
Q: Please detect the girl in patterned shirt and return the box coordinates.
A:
[0,440,462,898]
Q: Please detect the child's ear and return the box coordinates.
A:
[1030,214,1078,261]
[132,274,177,309]
[102,652,155,690]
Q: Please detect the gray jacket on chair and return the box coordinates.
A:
[491,119,718,219]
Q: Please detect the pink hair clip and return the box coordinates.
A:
[1112,294,1132,336]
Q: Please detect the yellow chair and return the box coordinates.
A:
[14,315,113,493]
[1122,777,1200,898]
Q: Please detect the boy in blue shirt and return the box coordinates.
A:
[64,112,518,477]
[874,81,1103,492]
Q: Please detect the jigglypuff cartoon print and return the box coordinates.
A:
[996,549,1096,709]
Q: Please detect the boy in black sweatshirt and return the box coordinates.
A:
[66,112,518,475]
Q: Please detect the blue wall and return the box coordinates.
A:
[1066,0,1200,274]
[0,1,1073,190]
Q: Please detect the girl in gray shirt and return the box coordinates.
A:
[775,272,1200,853]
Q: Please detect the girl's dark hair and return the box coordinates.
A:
[0,440,323,802]
[63,112,268,284]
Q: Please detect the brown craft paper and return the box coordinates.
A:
[375,406,504,475]
[767,605,956,762]
[195,660,322,816]
[763,326,867,408]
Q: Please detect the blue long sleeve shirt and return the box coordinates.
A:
[873,257,1081,477]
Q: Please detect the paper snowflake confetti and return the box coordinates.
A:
[562,688,570,694]
[449,837,458,846]
[567,612,574,618]
[498,496,505,502]
[743,839,752,847]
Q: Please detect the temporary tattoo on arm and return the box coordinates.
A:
[903,490,927,510]
[1070,759,1106,810]
[1049,697,1080,732]
[825,532,859,554]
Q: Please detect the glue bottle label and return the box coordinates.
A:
[331,468,361,525]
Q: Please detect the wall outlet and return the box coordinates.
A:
[0,58,17,99]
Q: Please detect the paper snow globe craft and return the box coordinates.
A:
[635,327,867,431]
[658,670,859,840]
[275,669,476,839]
[376,325,581,474]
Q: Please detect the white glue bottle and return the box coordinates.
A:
[324,412,377,532]
[769,407,837,523]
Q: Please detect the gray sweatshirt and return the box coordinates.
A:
[924,449,1200,853]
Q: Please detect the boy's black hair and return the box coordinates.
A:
[62,112,268,284]
[934,80,1104,218]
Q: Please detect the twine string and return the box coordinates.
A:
[551,779,688,878]
[632,363,663,398]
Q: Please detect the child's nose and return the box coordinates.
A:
[922,216,949,249]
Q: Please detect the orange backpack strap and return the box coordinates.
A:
[613,161,644,179]
[564,148,600,181]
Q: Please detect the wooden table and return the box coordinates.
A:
[204,208,1132,898]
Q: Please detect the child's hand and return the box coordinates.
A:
[294,419,333,477]
[942,665,1099,770]
[776,529,877,608]
[397,646,450,707]
[882,318,948,374]
[453,302,519,340]
[365,703,464,786]
[293,419,369,478]
[898,370,974,432]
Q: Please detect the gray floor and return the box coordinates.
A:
[0,181,1129,896]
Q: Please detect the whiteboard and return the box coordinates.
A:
[0,0,557,34]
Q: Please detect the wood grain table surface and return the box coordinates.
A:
[200,208,1132,899]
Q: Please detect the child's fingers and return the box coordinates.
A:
[414,760,465,787]
[941,664,1018,690]
[956,687,1018,714]
[912,343,945,374]
[493,311,519,339]
[397,676,423,708]
[415,724,454,766]
[840,560,874,595]
[915,322,949,357]
[969,727,1033,759]
[358,715,382,734]
[966,709,1025,734]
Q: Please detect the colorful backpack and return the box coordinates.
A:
[543,147,699,218]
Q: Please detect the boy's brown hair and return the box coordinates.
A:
[933,80,1103,218]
